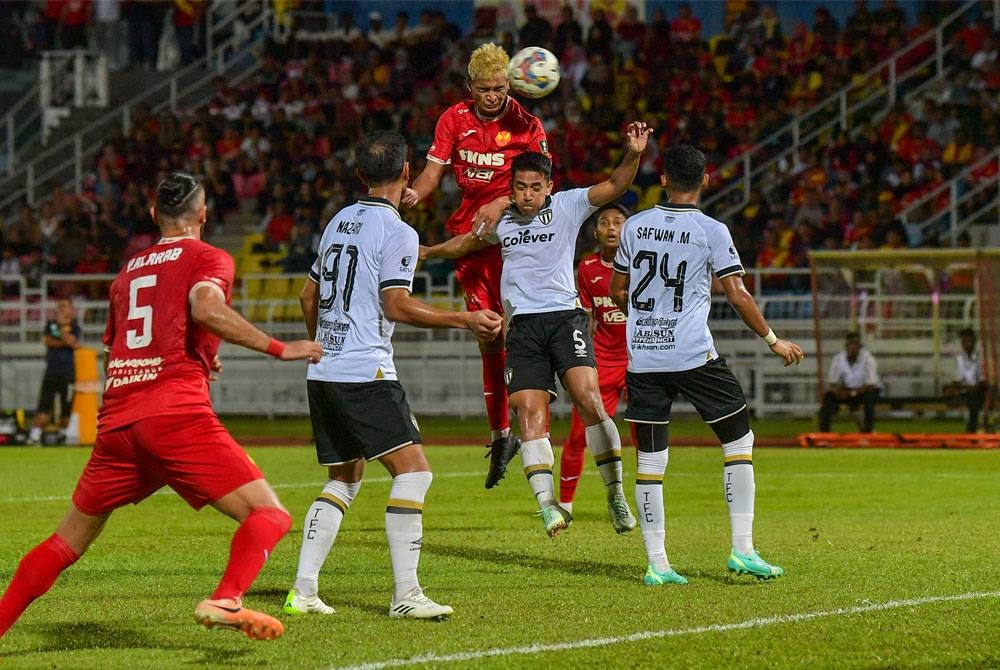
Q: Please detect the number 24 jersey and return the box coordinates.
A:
[614,204,744,373]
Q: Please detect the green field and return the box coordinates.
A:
[1,433,998,668]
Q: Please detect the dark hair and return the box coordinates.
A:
[845,331,862,344]
[511,151,552,180]
[357,131,408,186]
[596,202,629,220]
[155,172,203,218]
[959,327,976,340]
[662,144,706,192]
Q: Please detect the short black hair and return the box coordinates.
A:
[357,131,407,186]
[511,151,552,181]
[595,202,629,220]
[845,331,862,344]
[959,327,976,340]
[662,144,706,192]
[155,172,203,218]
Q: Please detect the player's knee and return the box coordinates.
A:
[710,407,751,444]
[721,430,754,459]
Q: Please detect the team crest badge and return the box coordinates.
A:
[504,367,513,386]
[538,209,553,225]
[495,131,512,146]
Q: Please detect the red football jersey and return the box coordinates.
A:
[100,237,234,431]
[577,253,627,363]
[427,98,547,235]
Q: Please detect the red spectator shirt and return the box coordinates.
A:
[426,98,547,235]
[100,237,234,431]
[577,253,627,364]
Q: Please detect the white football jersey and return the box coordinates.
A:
[614,203,744,372]
[306,197,418,382]
[486,188,595,317]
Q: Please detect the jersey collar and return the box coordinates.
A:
[655,203,700,212]
[506,195,552,220]
[358,195,398,214]
[472,98,511,122]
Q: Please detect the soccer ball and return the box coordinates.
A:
[507,47,560,99]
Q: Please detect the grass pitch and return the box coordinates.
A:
[0,439,997,669]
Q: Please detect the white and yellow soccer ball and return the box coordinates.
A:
[507,47,560,99]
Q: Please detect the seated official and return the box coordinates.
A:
[943,328,988,433]
[818,332,881,433]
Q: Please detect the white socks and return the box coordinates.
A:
[293,479,361,597]
[585,419,624,499]
[386,471,433,601]
[635,448,670,571]
[722,431,756,554]
[520,438,556,508]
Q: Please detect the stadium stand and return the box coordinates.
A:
[1,1,997,423]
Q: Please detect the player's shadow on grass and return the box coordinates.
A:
[420,542,641,583]
[9,622,256,665]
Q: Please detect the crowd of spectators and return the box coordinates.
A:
[0,1,227,71]
[0,0,997,299]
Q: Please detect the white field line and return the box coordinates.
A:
[330,591,1000,670]
[0,469,988,505]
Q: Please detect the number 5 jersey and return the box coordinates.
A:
[101,237,234,430]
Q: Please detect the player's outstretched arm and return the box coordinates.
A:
[402,161,446,207]
[382,287,502,341]
[587,121,653,208]
[719,274,804,366]
[420,232,492,260]
[190,285,322,362]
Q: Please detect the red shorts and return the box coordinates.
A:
[597,357,628,413]
[454,245,504,313]
[72,413,264,515]
[447,196,504,314]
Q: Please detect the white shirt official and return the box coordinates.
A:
[828,349,881,389]
[955,349,984,387]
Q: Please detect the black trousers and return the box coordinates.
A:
[818,388,879,433]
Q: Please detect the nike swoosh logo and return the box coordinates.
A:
[591,277,602,283]
[461,129,477,137]
[213,605,243,613]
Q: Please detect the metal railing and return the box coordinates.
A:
[897,148,1000,246]
[0,1,272,211]
[702,0,991,222]
[1,82,42,176]
[38,50,110,145]
[0,267,980,418]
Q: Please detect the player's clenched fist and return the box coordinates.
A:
[281,340,324,363]
[465,310,503,342]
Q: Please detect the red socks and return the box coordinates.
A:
[560,410,587,503]
[0,534,80,638]
[211,507,292,601]
[481,349,509,432]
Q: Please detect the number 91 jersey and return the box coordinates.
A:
[613,204,744,373]
[101,238,234,430]
[307,196,418,383]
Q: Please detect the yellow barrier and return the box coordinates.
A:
[69,347,99,446]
